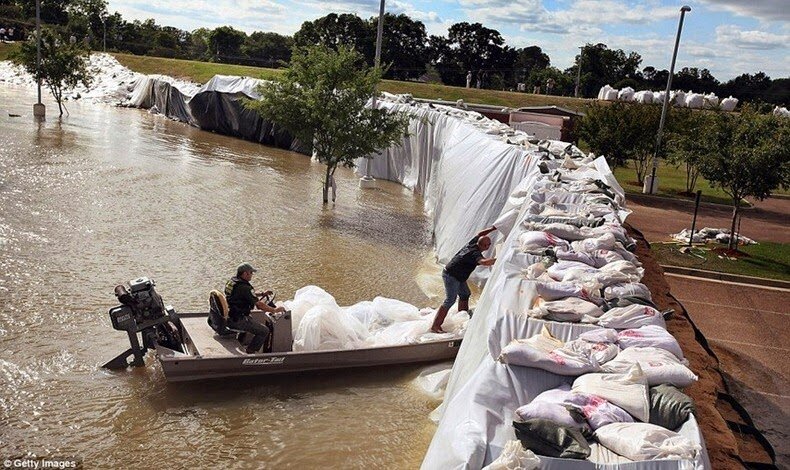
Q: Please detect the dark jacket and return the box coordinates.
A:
[225,277,257,321]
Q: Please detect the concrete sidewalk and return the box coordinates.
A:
[667,274,789,468]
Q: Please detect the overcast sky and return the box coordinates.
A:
[107,0,789,81]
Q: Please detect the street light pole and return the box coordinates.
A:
[361,0,385,189]
[574,46,583,98]
[33,0,45,119]
[645,5,691,194]
[102,18,107,52]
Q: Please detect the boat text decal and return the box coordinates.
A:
[242,357,286,366]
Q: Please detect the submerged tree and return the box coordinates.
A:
[13,27,93,116]
[697,108,790,250]
[245,45,409,204]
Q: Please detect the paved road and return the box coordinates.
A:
[667,274,790,467]
[627,195,790,244]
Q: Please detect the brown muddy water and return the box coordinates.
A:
[0,86,446,468]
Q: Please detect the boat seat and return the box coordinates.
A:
[208,290,246,336]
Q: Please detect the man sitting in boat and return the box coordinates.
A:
[431,226,497,333]
[225,262,286,354]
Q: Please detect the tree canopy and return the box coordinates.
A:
[245,45,409,204]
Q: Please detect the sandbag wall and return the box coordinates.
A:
[124,74,307,154]
[419,147,711,468]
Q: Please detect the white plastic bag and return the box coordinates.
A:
[595,422,700,461]
[596,304,666,329]
[578,394,635,430]
[529,297,604,322]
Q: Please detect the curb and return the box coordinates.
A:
[661,265,790,290]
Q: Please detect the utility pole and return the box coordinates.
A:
[645,6,691,194]
[360,0,385,189]
[33,0,45,119]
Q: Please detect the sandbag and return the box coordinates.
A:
[578,328,619,344]
[529,297,604,322]
[578,394,635,430]
[535,281,602,305]
[603,347,697,387]
[596,304,666,329]
[604,283,652,302]
[515,402,590,432]
[519,231,569,254]
[595,422,700,461]
[513,419,591,459]
[618,325,684,359]
[499,328,598,375]
[482,440,540,470]
[649,384,696,430]
[572,364,651,422]
[563,338,619,365]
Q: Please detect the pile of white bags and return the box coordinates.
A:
[596,423,700,461]
[283,285,468,351]
[596,85,735,112]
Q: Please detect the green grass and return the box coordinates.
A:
[111,52,592,112]
[0,42,19,61]
[612,162,739,206]
[652,242,790,281]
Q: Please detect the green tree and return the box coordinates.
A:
[242,31,293,67]
[207,26,247,62]
[371,13,429,80]
[697,108,790,250]
[514,46,550,87]
[13,27,93,116]
[245,45,409,204]
[665,108,710,194]
[293,13,374,62]
[578,101,661,184]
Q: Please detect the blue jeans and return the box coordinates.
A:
[442,271,471,309]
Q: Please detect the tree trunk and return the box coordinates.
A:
[322,164,331,204]
[728,198,739,251]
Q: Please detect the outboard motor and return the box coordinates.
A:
[103,277,183,369]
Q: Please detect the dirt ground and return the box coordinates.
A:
[666,274,789,468]
[627,194,790,244]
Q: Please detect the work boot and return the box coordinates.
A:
[430,306,449,333]
[458,299,469,314]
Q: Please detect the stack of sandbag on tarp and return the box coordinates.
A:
[281,285,468,351]
[123,74,306,153]
[421,138,710,468]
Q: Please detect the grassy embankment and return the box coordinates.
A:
[0,42,18,60]
[652,242,790,281]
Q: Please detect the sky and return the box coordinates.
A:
[106,0,789,81]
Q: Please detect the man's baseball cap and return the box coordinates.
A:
[236,262,257,275]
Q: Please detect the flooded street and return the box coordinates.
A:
[0,85,443,468]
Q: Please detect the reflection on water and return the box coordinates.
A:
[0,85,443,467]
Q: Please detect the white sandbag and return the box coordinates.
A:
[603,347,697,387]
[482,440,540,470]
[618,325,684,359]
[519,231,569,254]
[634,90,654,104]
[578,328,619,344]
[604,88,619,101]
[596,304,666,329]
[684,93,704,109]
[529,297,605,322]
[499,327,598,375]
[618,87,635,101]
[536,223,585,241]
[571,233,616,253]
[672,91,686,106]
[547,260,597,281]
[604,283,652,301]
[578,394,635,430]
[534,281,602,305]
[595,422,700,461]
[597,85,612,100]
[720,96,738,112]
[531,383,588,407]
[293,304,369,351]
[563,338,619,365]
[703,93,719,109]
[572,364,651,422]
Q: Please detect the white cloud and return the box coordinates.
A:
[699,0,790,22]
[715,25,790,50]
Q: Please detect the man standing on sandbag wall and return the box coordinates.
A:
[431,226,497,333]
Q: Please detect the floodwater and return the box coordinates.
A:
[0,85,445,468]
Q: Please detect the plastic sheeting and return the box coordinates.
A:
[124,74,307,154]
[418,145,710,468]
